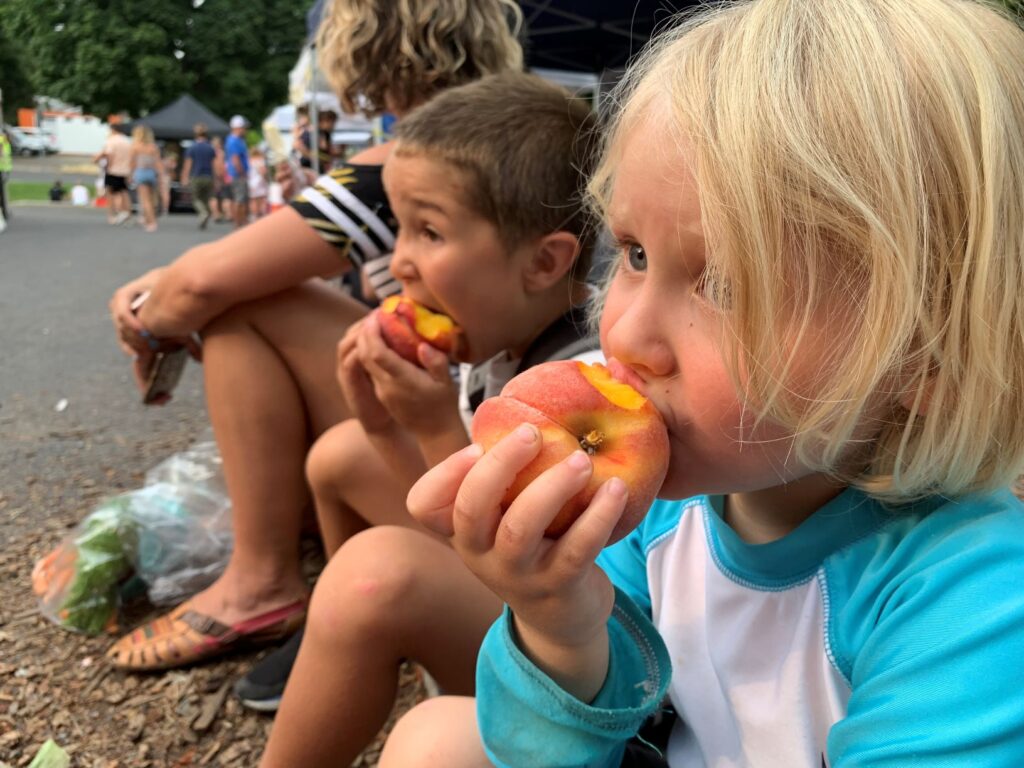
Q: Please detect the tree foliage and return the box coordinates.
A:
[2,0,308,123]
[0,16,36,116]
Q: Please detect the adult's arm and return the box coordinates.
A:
[136,205,346,337]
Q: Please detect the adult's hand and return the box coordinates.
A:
[109,271,165,356]
[109,270,202,362]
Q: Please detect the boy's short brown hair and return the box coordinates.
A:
[394,72,599,280]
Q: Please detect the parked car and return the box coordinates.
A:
[5,126,48,155]
[20,127,60,154]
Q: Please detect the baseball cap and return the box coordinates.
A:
[229,115,248,129]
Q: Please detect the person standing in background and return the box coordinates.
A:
[129,125,163,233]
[247,147,268,220]
[210,135,231,223]
[0,130,11,223]
[224,115,249,228]
[160,150,178,216]
[93,125,133,225]
[181,123,216,229]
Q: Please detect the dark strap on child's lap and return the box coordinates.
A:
[466,306,597,413]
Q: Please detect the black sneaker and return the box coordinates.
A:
[234,628,304,712]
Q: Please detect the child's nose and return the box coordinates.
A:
[388,247,418,283]
[603,304,675,380]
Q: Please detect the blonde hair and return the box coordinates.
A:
[592,0,1024,503]
[131,125,154,144]
[317,0,523,116]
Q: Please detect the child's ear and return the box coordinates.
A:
[522,232,581,293]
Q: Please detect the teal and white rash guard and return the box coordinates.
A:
[476,487,1024,767]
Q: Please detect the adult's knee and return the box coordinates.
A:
[306,527,423,643]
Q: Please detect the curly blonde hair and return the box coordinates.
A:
[317,0,523,116]
[591,0,1024,503]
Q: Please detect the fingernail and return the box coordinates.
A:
[464,443,484,459]
[516,424,538,443]
[568,451,591,471]
[605,477,627,499]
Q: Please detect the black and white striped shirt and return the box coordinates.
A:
[290,163,401,299]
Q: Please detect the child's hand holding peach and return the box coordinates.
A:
[354,312,462,438]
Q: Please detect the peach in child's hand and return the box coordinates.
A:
[375,296,463,366]
[470,360,670,543]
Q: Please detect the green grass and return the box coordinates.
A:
[5,180,98,202]
[7,180,54,201]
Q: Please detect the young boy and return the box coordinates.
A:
[246,74,602,765]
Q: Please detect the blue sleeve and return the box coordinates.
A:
[827,494,1024,765]
[476,589,671,768]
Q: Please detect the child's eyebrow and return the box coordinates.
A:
[409,198,449,217]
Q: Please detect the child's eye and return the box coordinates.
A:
[421,226,442,243]
[624,243,647,272]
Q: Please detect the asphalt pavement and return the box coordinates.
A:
[0,204,222,540]
[7,153,99,185]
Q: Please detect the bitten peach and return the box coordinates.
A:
[376,296,463,365]
[470,360,670,542]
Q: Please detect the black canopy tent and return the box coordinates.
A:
[519,0,690,73]
[126,94,229,141]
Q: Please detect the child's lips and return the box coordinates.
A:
[606,357,648,395]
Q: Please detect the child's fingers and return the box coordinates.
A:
[495,451,594,570]
[407,443,485,536]
[454,424,544,554]
[418,344,452,382]
[337,322,362,363]
[549,478,627,578]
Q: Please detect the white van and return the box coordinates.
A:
[11,126,60,155]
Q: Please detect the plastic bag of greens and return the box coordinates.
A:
[32,498,132,634]
[32,435,232,634]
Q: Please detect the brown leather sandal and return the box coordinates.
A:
[106,599,306,671]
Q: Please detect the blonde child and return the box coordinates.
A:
[255,72,601,766]
[247,147,268,219]
[385,0,1024,765]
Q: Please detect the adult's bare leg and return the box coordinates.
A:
[259,527,503,768]
[138,184,155,228]
[184,280,367,626]
[379,697,489,768]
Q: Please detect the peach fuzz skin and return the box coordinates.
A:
[375,296,462,365]
[470,360,670,542]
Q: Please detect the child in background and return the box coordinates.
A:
[255,72,601,767]
[386,0,1024,766]
[247,148,268,220]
